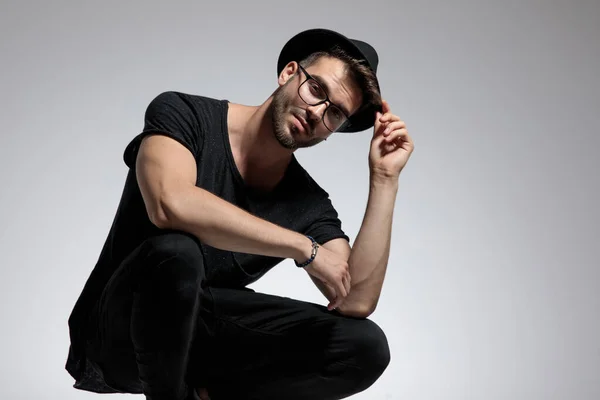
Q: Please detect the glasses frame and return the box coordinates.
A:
[296,64,351,132]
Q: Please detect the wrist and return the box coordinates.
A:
[294,236,319,268]
[369,171,400,188]
[292,234,315,263]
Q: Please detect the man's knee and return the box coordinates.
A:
[342,318,391,390]
[358,319,390,373]
[146,232,202,262]
[140,232,205,299]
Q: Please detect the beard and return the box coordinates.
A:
[270,84,325,150]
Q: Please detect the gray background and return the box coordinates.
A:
[1,0,599,399]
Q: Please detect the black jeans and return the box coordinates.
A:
[87,232,390,400]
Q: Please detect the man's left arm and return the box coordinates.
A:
[311,99,414,318]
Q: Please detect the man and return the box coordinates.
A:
[65,28,414,400]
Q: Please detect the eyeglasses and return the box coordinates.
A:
[296,64,350,132]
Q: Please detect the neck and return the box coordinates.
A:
[227,96,293,172]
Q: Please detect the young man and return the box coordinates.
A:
[65,28,414,400]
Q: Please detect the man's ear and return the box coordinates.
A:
[278,61,298,86]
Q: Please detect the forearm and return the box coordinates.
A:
[343,175,399,312]
[155,185,311,262]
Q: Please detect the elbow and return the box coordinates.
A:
[337,301,377,319]
[149,208,171,230]
[148,191,183,230]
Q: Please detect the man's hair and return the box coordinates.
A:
[299,45,382,118]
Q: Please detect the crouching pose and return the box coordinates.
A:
[65,28,414,400]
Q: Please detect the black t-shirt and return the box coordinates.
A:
[65,91,349,390]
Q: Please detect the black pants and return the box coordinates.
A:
[87,232,390,400]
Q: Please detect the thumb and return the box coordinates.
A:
[374,100,390,131]
[381,99,391,114]
[373,111,383,133]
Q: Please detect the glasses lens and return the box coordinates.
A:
[324,105,347,131]
[299,78,348,132]
[299,79,326,104]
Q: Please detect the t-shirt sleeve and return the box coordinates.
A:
[123,91,203,168]
[304,196,350,245]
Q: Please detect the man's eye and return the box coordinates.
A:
[309,81,324,96]
[330,107,343,120]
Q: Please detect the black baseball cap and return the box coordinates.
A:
[277,28,382,133]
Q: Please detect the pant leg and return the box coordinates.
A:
[90,232,210,400]
[201,287,391,400]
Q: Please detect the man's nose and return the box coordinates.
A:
[306,103,328,123]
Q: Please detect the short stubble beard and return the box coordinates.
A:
[270,81,325,150]
[270,84,298,150]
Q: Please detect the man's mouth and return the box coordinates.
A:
[292,114,310,136]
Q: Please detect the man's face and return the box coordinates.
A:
[271,57,363,150]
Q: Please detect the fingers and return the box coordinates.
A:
[335,278,348,299]
[380,117,410,151]
[374,99,391,132]
[308,249,352,311]
[373,111,384,136]
[331,288,346,310]
[378,100,397,125]
[376,101,406,140]
[343,273,351,296]
[383,128,409,146]
[329,270,351,311]
[383,120,406,135]
[328,298,342,311]
[322,275,347,311]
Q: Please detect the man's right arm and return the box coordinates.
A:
[136,134,352,302]
[136,134,312,262]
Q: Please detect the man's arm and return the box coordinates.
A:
[138,134,353,302]
[314,176,398,318]
[136,134,312,262]
[314,99,414,318]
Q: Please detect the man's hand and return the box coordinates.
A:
[303,245,351,311]
[369,99,414,180]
